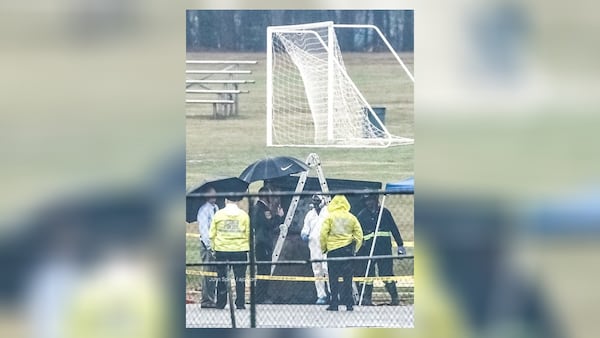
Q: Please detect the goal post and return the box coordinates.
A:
[266,21,414,148]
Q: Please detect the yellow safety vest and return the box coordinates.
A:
[209,205,250,252]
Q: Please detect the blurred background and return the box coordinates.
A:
[1,0,600,338]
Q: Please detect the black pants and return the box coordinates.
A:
[215,251,248,308]
[355,239,397,301]
[327,243,355,307]
[356,239,394,278]
[254,243,272,303]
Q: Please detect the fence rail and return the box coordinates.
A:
[187,254,413,266]
[186,189,414,199]
[186,60,258,65]
[186,79,256,84]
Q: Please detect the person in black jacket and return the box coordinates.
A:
[356,193,406,306]
[251,186,284,304]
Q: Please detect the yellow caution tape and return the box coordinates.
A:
[185,269,414,285]
[185,233,414,248]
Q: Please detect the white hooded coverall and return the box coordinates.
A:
[301,205,329,299]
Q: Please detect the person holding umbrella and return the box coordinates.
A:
[188,177,249,308]
[356,193,406,306]
[320,195,363,311]
[197,186,218,308]
[251,186,284,304]
[209,195,251,310]
[238,156,308,303]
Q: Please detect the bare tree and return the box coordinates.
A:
[185,10,413,52]
[373,10,386,51]
[218,11,236,50]
[402,11,414,52]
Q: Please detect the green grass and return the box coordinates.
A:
[186,52,414,188]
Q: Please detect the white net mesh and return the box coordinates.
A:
[269,23,413,148]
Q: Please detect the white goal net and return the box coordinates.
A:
[266,21,414,148]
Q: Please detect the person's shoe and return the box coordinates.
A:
[316,297,328,305]
[200,302,217,308]
[386,282,400,306]
[326,305,338,311]
[216,304,226,310]
[361,301,375,306]
[346,305,354,311]
[236,305,246,310]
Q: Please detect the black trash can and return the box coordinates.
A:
[363,106,386,137]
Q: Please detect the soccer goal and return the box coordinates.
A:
[266,21,414,148]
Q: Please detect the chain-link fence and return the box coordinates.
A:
[186,190,414,328]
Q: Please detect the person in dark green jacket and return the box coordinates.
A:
[356,193,405,305]
[251,186,284,304]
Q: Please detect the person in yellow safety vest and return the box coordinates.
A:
[209,195,250,310]
[320,195,363,311]
[356,193,405,306]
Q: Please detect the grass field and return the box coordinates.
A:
[185,52,414,189]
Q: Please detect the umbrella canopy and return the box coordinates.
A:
[239,156,309,183]
[385,177,414,193]
[185,177,248,223]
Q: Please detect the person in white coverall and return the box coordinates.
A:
[301,194,330,304]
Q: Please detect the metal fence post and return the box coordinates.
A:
[227,266,236,328]
[249,196,257,328]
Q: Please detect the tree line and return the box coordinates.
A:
[186,10,414,53]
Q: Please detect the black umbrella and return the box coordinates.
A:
[239,156,309,183]
[185,177,248,223]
